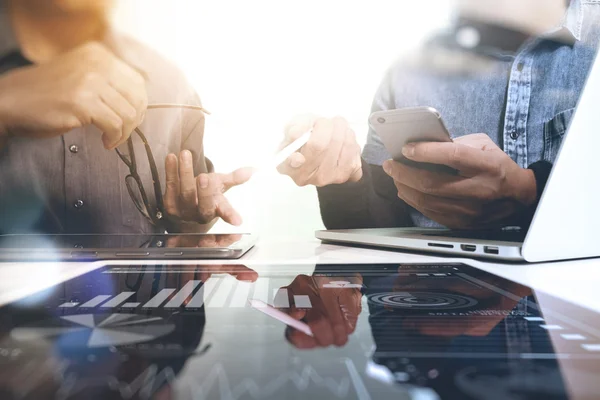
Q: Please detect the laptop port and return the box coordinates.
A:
[428,243,454,249]
[484,246,499,255]
[460,244,476,252]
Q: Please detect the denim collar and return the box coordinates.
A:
[545,0,583,44]
[0,0,586,61]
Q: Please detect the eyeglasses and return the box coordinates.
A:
[115,103,209,232]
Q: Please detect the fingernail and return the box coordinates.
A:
[288,124,304,137]
[199,174,209,189]
[290,158,303,168]
[182,150,192,163]
[383,160,392,175]
[402,144,415,157]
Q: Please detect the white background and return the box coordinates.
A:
[114,0,454,240]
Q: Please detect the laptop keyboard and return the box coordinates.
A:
[422,228,527,243]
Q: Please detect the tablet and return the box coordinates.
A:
[0,233,257,260]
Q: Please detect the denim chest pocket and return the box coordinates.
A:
[543,108,575,162]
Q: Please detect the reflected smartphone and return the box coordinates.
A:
[0,233,257,261]
[369,107,456,174]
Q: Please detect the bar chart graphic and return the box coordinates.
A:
[57,278,313,310]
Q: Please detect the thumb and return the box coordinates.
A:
[221,167,254,191]
[282,113,318,148]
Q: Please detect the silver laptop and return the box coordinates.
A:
[317,42,600,263]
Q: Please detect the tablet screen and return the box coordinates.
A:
[0,233,249,249]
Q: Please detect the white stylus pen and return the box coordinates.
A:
[249,299,314,336]
[256,130,312,172]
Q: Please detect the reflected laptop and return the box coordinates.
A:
[317,43,600,262]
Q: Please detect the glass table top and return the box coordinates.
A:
[0,262,598,400]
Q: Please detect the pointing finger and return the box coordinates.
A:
[215,194,242,226]
[178,150,198,218]
[219,167,254,192]
[196,173,218,223]
[164,153,180,216]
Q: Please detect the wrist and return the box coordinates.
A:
[0,91,13,139]
[0,101,9,139]
[511,168,537,206]
[0,112,9,148]
[0,70,22,138]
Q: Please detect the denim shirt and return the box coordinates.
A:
[362,0,600,228]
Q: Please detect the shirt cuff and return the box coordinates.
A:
[527,160,553,206]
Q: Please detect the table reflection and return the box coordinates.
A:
[1,263,598,399]
[0,264,257,400]
[276,264,573,398]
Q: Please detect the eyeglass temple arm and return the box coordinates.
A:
[135,127,166,216]
[147,104,210,115]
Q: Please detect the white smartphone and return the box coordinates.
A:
[369,107,456,174]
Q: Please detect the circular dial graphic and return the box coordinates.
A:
[11,314,175,348]
[367,292,478,310]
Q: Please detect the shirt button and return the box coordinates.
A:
[516,62,524,72]
[69,145,79,153]
[74,199,84,209]
[510,131,519,140]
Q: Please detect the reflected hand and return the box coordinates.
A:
[165,233,242,249]
[0,42,147,149]
[391,271,533,337]
[164,150,253,227]
[277,115,362,187]
[166,264,259,292]
[278,274,363,349]
[383,134,537,229]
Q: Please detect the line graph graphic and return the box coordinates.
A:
[53,358,372,400]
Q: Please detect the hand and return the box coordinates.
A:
[164,264,259,300]
[390,271,532,337]
[0,42,147,150]
[277,115,362,187]
[383,134,537,229]
[164,150,253,227]
[165,233,242,249]
[277,274,363,349]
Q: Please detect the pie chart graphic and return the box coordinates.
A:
[11,314,176,348]
[367,291,478,310]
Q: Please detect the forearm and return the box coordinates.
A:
[316,158,413,229]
